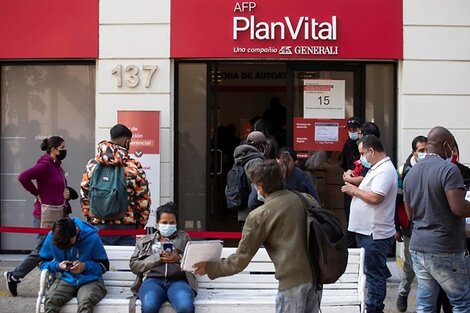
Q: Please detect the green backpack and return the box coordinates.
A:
[89,163,128,220]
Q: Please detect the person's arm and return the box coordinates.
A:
[129,240,162,275]
[39,234,61,273]
[131,160,151,228]
[80,160,95,220]
[81,235,109,275]
[446,189,470,217]
[194,210,266,278]
[404,201,413,221]
[343,171,364,186]
[18,161,48,196]
[341,182,385,204]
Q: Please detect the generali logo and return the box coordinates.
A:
[233,2,337,41]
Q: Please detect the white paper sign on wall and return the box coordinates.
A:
[303,79,345,119]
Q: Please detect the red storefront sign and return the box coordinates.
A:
[294,117,348,152]
[0,0,98,59]
[171,0,402,59]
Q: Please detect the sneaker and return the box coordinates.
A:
[3,271,19,297]
[396,294,408,312]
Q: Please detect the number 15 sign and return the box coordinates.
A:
[303,79,345,119]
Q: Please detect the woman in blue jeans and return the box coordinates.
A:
[129,202,196,313]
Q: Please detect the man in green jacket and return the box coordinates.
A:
[194,160,321,313]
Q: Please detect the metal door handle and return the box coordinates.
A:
[217,149,223,175]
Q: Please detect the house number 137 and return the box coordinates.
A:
[111,65,157,88]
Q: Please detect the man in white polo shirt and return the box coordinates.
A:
[341,134,397,313]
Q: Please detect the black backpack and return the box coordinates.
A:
[225,155,259,211]
[294,191,348,287]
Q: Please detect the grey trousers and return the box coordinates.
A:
[398,234,415,296]
[275,282,322,313]
[11,218,45,279]
[45,279,107,313]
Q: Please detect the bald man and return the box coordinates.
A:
[403,126,470,312]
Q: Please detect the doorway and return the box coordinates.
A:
[176,61,396,234]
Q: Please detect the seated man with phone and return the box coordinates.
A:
[129,202,197,313]
[39,217,109,313]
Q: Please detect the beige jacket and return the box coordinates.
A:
[129,230,197,295]
[206,189,313,290]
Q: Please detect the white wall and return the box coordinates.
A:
[97,0,172,205]
[399,0,470,164]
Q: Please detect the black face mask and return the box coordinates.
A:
[57,149,67,161]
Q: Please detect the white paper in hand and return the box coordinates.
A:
[180,240,223,272]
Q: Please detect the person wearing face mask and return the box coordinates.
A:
[341,116,363,248]
[4,136,78,297]
[80,124,151,246]
[130,202,196,313]
[341,135,397,313]
[193,160,321,313]
[403,126,470,312]
[394,135,427,312]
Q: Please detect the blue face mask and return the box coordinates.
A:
[349,132,359,141]
[417,152,426,161]
[360,155,371,168]
[257,192,265,202]
[158,224,177,237]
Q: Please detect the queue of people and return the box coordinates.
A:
[3,120,470,313]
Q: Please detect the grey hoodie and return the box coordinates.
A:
[233,144,265,221]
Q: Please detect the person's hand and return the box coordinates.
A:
[192,262,207,276]
[342,170,354,183]
[341,182,358,197]
[395,231,403,242]
[70,261,86,274]
[160,251,181,263]
[36,195,42,203]
[63,188,71,200]
[59,260,73,271]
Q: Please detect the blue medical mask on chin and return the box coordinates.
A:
[257,192,265,202]
[416,152,427,161]
[158,224,177,237]
[360,155,372,168]
[349,132,359,141]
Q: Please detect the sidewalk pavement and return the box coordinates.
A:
[0,254,417,313]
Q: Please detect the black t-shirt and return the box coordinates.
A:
[341,138,360,171]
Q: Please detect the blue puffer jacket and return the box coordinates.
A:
[39,217,109,287]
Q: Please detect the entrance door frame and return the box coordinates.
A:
[174,60,397,232]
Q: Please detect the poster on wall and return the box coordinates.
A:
[293,117,347,151]
[117,111,160,228]
[303,80,345,119]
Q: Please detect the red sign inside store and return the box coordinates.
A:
[171,0,403,59]
[294,117,348,152]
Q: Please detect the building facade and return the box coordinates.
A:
[1,0,469,251]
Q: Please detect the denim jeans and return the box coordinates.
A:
[356,234,394,313]
[410,250,470,313]
[95,223,136,246]
[275,281,321,313]
[139,278,195,313]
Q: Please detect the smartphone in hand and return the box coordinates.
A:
[162,242,174,253]
[64,261,74,271]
